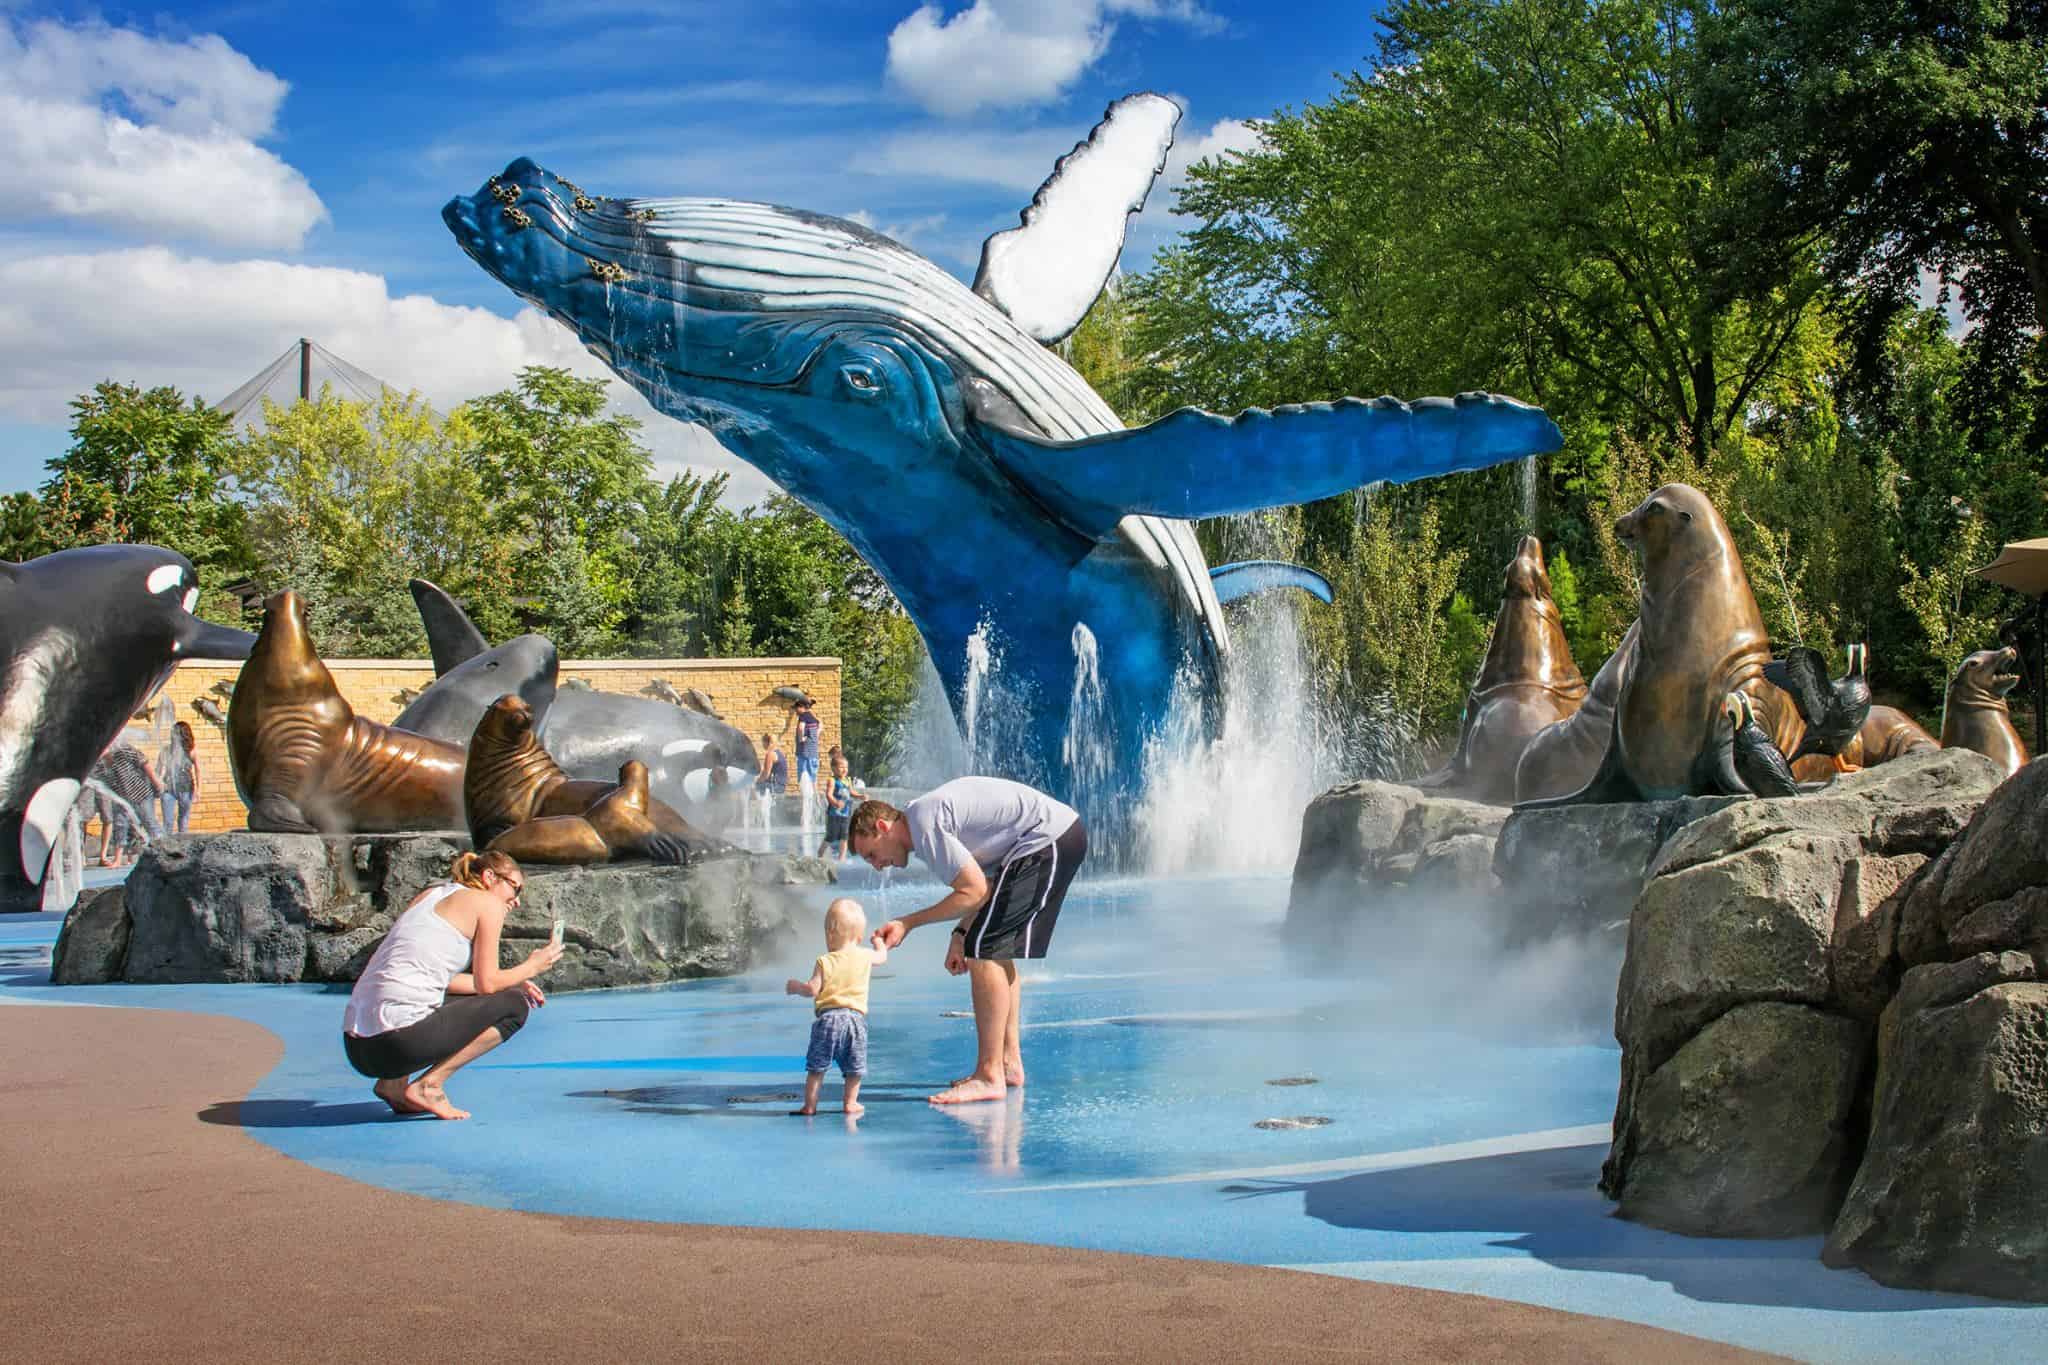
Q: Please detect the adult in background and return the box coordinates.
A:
[755,731,789,799]
[792,697,822,789]
[90,737,163,867]
[341,850,562,1120]
[852,777,1088,1104]
[156,721,201,835]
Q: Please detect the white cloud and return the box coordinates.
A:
[885,0,1218,116]
[0,18,325,250]
[0,246,780,506]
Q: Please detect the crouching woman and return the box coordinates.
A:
[342,850,562,1120]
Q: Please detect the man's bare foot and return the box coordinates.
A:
[845,1102,865,1117]
[373,1078,424,1115]
[789,1107,817,1116]
[402,1080,469,1120]
[1006,1062,1025,1087]
[929,1077,1005,1105]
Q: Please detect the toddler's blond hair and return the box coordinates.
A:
[824,897,866,950]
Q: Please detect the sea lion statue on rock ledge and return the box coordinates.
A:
[1939,646,2028,778]
[1518,484,1810,806]
[227,591,466,833]
[1415,534,1588,804]
[464,694,723,865]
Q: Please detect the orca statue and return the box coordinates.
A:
[0,545,255,911]
[443,93,1563,806]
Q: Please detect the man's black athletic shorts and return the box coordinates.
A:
[961,818,1088,961]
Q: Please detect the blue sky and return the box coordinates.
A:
[0,0,1390,504]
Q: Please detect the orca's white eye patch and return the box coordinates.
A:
[146,565,183,595]
[182,588,198,614]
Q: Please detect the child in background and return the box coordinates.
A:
[818,748,860,860]
[785,897,887,1117]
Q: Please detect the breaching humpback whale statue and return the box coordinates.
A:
[444,93,1563,803]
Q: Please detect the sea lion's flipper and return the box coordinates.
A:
[1209,561,1334,606]
[247,792,316,834]
[410,579,488,676]
[1762,646,1831,725]
[1514,705,1639,809]
[487,815,611,864]
[979,394,1564,543]
[972,93,1179,345]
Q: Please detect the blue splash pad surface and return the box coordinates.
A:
[5,871,2041,1363]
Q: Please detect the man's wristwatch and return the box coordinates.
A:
[950,926,967,938]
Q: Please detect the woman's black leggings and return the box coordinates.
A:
[342,988,531,1080]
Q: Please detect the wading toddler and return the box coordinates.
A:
[785,897,887,1116]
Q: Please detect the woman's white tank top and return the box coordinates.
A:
[342,883,476,1037]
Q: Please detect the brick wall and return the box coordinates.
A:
[132,657,840,835]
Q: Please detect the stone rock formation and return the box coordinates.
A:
[50,831,832,990]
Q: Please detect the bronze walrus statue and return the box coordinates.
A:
[227,591,466,833]
[464,694,723,865]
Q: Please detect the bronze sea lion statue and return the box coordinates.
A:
[1519,484,1812,806]
[463,693,721,864]
[227,591,467,833]
[1417,534,1588,803]
[1940,646,2028,778]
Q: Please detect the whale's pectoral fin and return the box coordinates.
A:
[410,578,490,676]
[1209,561,1334,606]
[972,92,1179,344]
[980,394,1564,542]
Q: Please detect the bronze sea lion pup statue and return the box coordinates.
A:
[1940,646,2028,779]
[1519,484,1810,806]
[464,694,720,864]
[1417,535,1588,803]
[228,591,466,833]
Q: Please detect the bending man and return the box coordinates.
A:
[852,778,1088,1105]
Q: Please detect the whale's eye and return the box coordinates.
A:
[840,364,882,397]
[146,565,183,595]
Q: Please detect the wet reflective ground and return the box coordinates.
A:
[5,870,2042,1362]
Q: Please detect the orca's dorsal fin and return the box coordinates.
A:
[972,92,1180,345]
[409,578,488,676]
[1210,561,1334,606]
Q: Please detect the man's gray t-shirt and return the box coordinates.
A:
[903,777,1081,886]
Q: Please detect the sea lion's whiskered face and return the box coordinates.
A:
[481,695,538,737]
[1615,487,1702,571]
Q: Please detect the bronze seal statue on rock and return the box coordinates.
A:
[1520,484,1809,805]
[464,694,721,864]
[227,591,466,833]
[1416,535,1588,803]
[1939,646,2028,778]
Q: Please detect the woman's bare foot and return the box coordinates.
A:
[844,1101,865,1117]
[789,1107,818,1116]
[373,1078,424,1115]
[953,1064,1026,1088]
[929,1077,1005,1105]
[403,1080,469,1120]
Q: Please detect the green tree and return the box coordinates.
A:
[1701,0,2048,358]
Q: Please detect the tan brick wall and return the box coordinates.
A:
[137,657,841,835]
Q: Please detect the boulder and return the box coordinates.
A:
[1286,782,1504,940]
[1493,797,1733,944]
[1826,981,2048,1299]
[51,830,831,989]
[1895,757,2048,967]
[49,886,130,985]
[1832,854,1926,1021]
[122,833,347,983]
[1607,1001,1868,1237]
